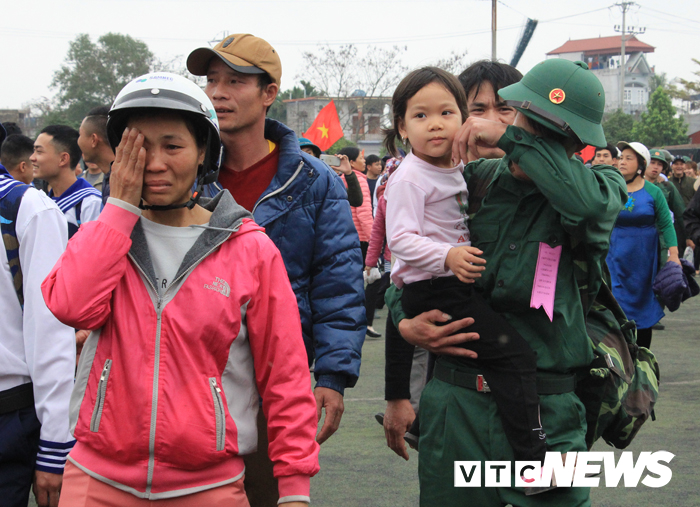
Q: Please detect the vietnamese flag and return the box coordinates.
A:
[303,100,344,151]
[577,145,596,164]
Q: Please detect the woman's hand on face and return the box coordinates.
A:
[110,127,146,208]
[452,117,509,164]
[331,154,352,175]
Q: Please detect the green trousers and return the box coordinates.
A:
[418,377,591,507]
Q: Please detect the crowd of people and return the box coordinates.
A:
[1,31,700,507]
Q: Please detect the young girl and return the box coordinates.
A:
[383,67,548,466]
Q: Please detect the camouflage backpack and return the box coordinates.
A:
[572,256,660,449]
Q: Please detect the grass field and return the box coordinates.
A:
[310,298,700,507]
[29,296,700,506]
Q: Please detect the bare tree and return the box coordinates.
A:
[298,44,472,141]
[300,44,360,99]
[676,59,700,112]
[358,46,409,98]
[299,44,408,140]
[431,49,470,76]
[153,55,205,85]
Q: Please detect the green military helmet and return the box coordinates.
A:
[650,148,673,164]
[498,59,606,147]
[649,148,669,171]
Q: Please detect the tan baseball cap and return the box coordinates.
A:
[187,33,282,86]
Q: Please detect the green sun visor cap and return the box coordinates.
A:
[498,60,607,148]
[649,149,668,164]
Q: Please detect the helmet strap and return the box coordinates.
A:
[187,165,206,210]
[139,200,190,211]
[504,100,582,144]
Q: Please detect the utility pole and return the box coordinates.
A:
[619,3,630,113]
[492,0,497,61]
[614,2,645,113]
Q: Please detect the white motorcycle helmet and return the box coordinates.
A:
[617,141,651,170]
[107,72,222,210]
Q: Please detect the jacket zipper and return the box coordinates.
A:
[90,359,112,432]
[209,378,226,451]
[129,231,236,494]
[252,161,305,215]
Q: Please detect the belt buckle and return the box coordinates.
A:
[476,375,490,393]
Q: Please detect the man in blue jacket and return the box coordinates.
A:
[187,33,365,506]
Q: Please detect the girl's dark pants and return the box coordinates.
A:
[402,276,547,462]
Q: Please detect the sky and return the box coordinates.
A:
[2,0,699,111]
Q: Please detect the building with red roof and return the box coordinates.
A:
[547,35,655,114]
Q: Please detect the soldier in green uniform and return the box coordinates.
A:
[669,155,696,205]
[387,59,627,506]
[646,149,688,251]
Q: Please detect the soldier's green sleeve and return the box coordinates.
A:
[497,125,627,241]
[385,284,406,327]
[463,158,501,216]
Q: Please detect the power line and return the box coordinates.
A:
[0,6,644,49]
[637,7,700,32]
[540,7,610,24]
[250,26,523,47]
[643,6,700,24]
[0,24,525,47]
[497,0,528,18]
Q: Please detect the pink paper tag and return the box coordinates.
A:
[530,242,562,322]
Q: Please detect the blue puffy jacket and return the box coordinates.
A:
[203,119,365,393]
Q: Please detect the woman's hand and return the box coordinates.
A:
[668,246,681,265]
[331,154,352,175]
[110,127,146,207]
[397,310,479,357]
[452,117,509,164]
[445,246,486,283]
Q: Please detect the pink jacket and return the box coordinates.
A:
[42,194,319,501]
[365,195,391,267]
[348,170,374,242]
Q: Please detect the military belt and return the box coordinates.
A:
[434,361,576,395]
